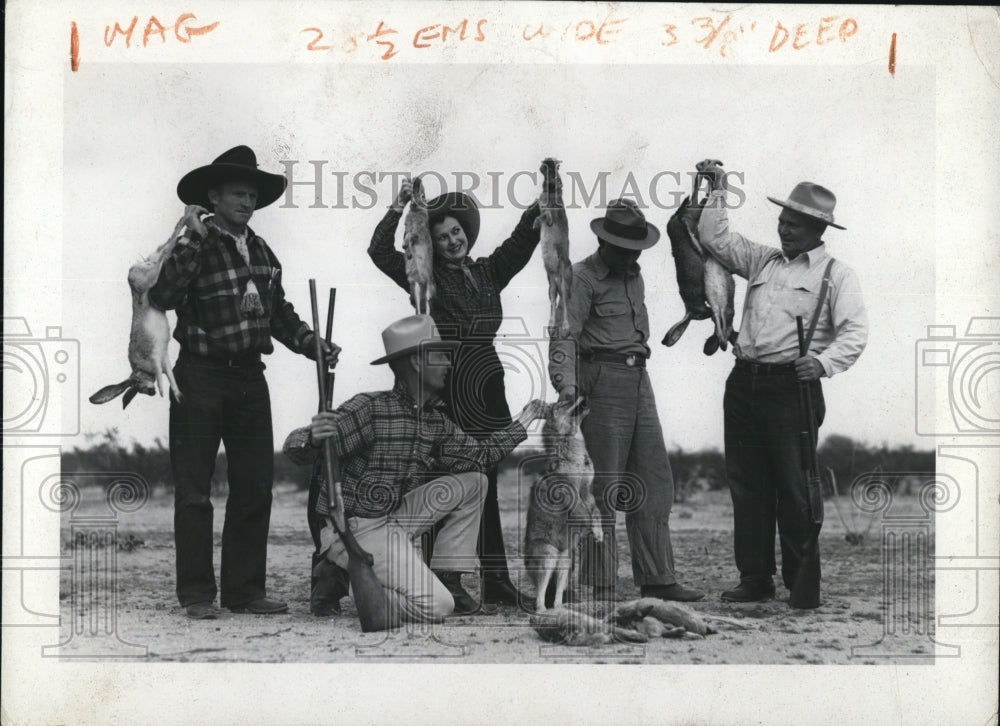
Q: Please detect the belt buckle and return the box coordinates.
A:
[625,355,636,367]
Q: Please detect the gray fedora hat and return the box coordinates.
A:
[767,182,845,230]
[590,198,660,250]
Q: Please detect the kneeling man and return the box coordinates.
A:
[284,314,544,624]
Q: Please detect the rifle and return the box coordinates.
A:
[309,280,390,632]
[789,314,824,609]
[796,315,824,526]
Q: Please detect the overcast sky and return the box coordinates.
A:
[59,61,937,452]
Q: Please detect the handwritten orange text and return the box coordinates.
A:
[769,17,858,52]
[103,13,219,48]
[412,18,487,48]
[522,16,628,45]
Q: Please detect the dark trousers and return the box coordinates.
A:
[435,343,513,580]
[170,357,275,608]
[577,362,677,588]
[723,365,825,594]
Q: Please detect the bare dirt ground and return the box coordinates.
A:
[56,479,935,664]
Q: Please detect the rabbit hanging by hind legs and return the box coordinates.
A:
[90,208,206,408]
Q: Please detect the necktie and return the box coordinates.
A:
[209,221,265,318]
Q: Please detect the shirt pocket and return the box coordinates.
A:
[779,284,822,326]
[590,300,632,341]
[194,282,243,325]
[250,264,276,317]
[744,278,767,315]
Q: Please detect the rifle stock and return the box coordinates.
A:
[309,280,390,631]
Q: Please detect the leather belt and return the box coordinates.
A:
[735,359,797,376]
[180,350,262,369]
[585,352,647,368]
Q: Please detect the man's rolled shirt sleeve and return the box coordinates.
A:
[696,190,772,280]
[813,265,869,377]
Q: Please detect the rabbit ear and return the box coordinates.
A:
[122,388,139,409]
[89,381,132,405]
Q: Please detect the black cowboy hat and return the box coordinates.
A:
[590,198,660,250]
[177,145,287,210]
[424,191,481,251]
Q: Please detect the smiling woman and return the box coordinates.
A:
[365,173,543,608]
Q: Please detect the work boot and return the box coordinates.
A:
[641,583,705,602]
[434,570,479,615]
[720,580,776,603]
[228,597,289,614]
[482,575,530,609]
[184,601,219,620]
[311,557,349,616]
[788,591,821,610]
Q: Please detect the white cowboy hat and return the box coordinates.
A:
[370,314,460,365]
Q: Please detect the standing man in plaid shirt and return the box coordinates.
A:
[285,315,545,623]
[149,145,339,620]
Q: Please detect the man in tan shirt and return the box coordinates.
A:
[549,198,704,603]
[695,160,868,608]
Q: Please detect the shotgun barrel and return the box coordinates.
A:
[796,316,823,525]
[308,280,390,631]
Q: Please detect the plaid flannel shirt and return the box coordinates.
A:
[149,220,312,357]
[368,204,540,341]
[283,380,527,518]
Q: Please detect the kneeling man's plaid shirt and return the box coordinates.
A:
[283,380,527,518]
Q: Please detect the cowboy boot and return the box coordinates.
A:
[311,555,349,617]
[433,570,479,616]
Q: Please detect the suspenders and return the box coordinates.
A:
[804,258,836,351]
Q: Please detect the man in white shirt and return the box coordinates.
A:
[695,160,868,608]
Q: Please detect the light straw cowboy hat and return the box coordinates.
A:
[370,315,460,365]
